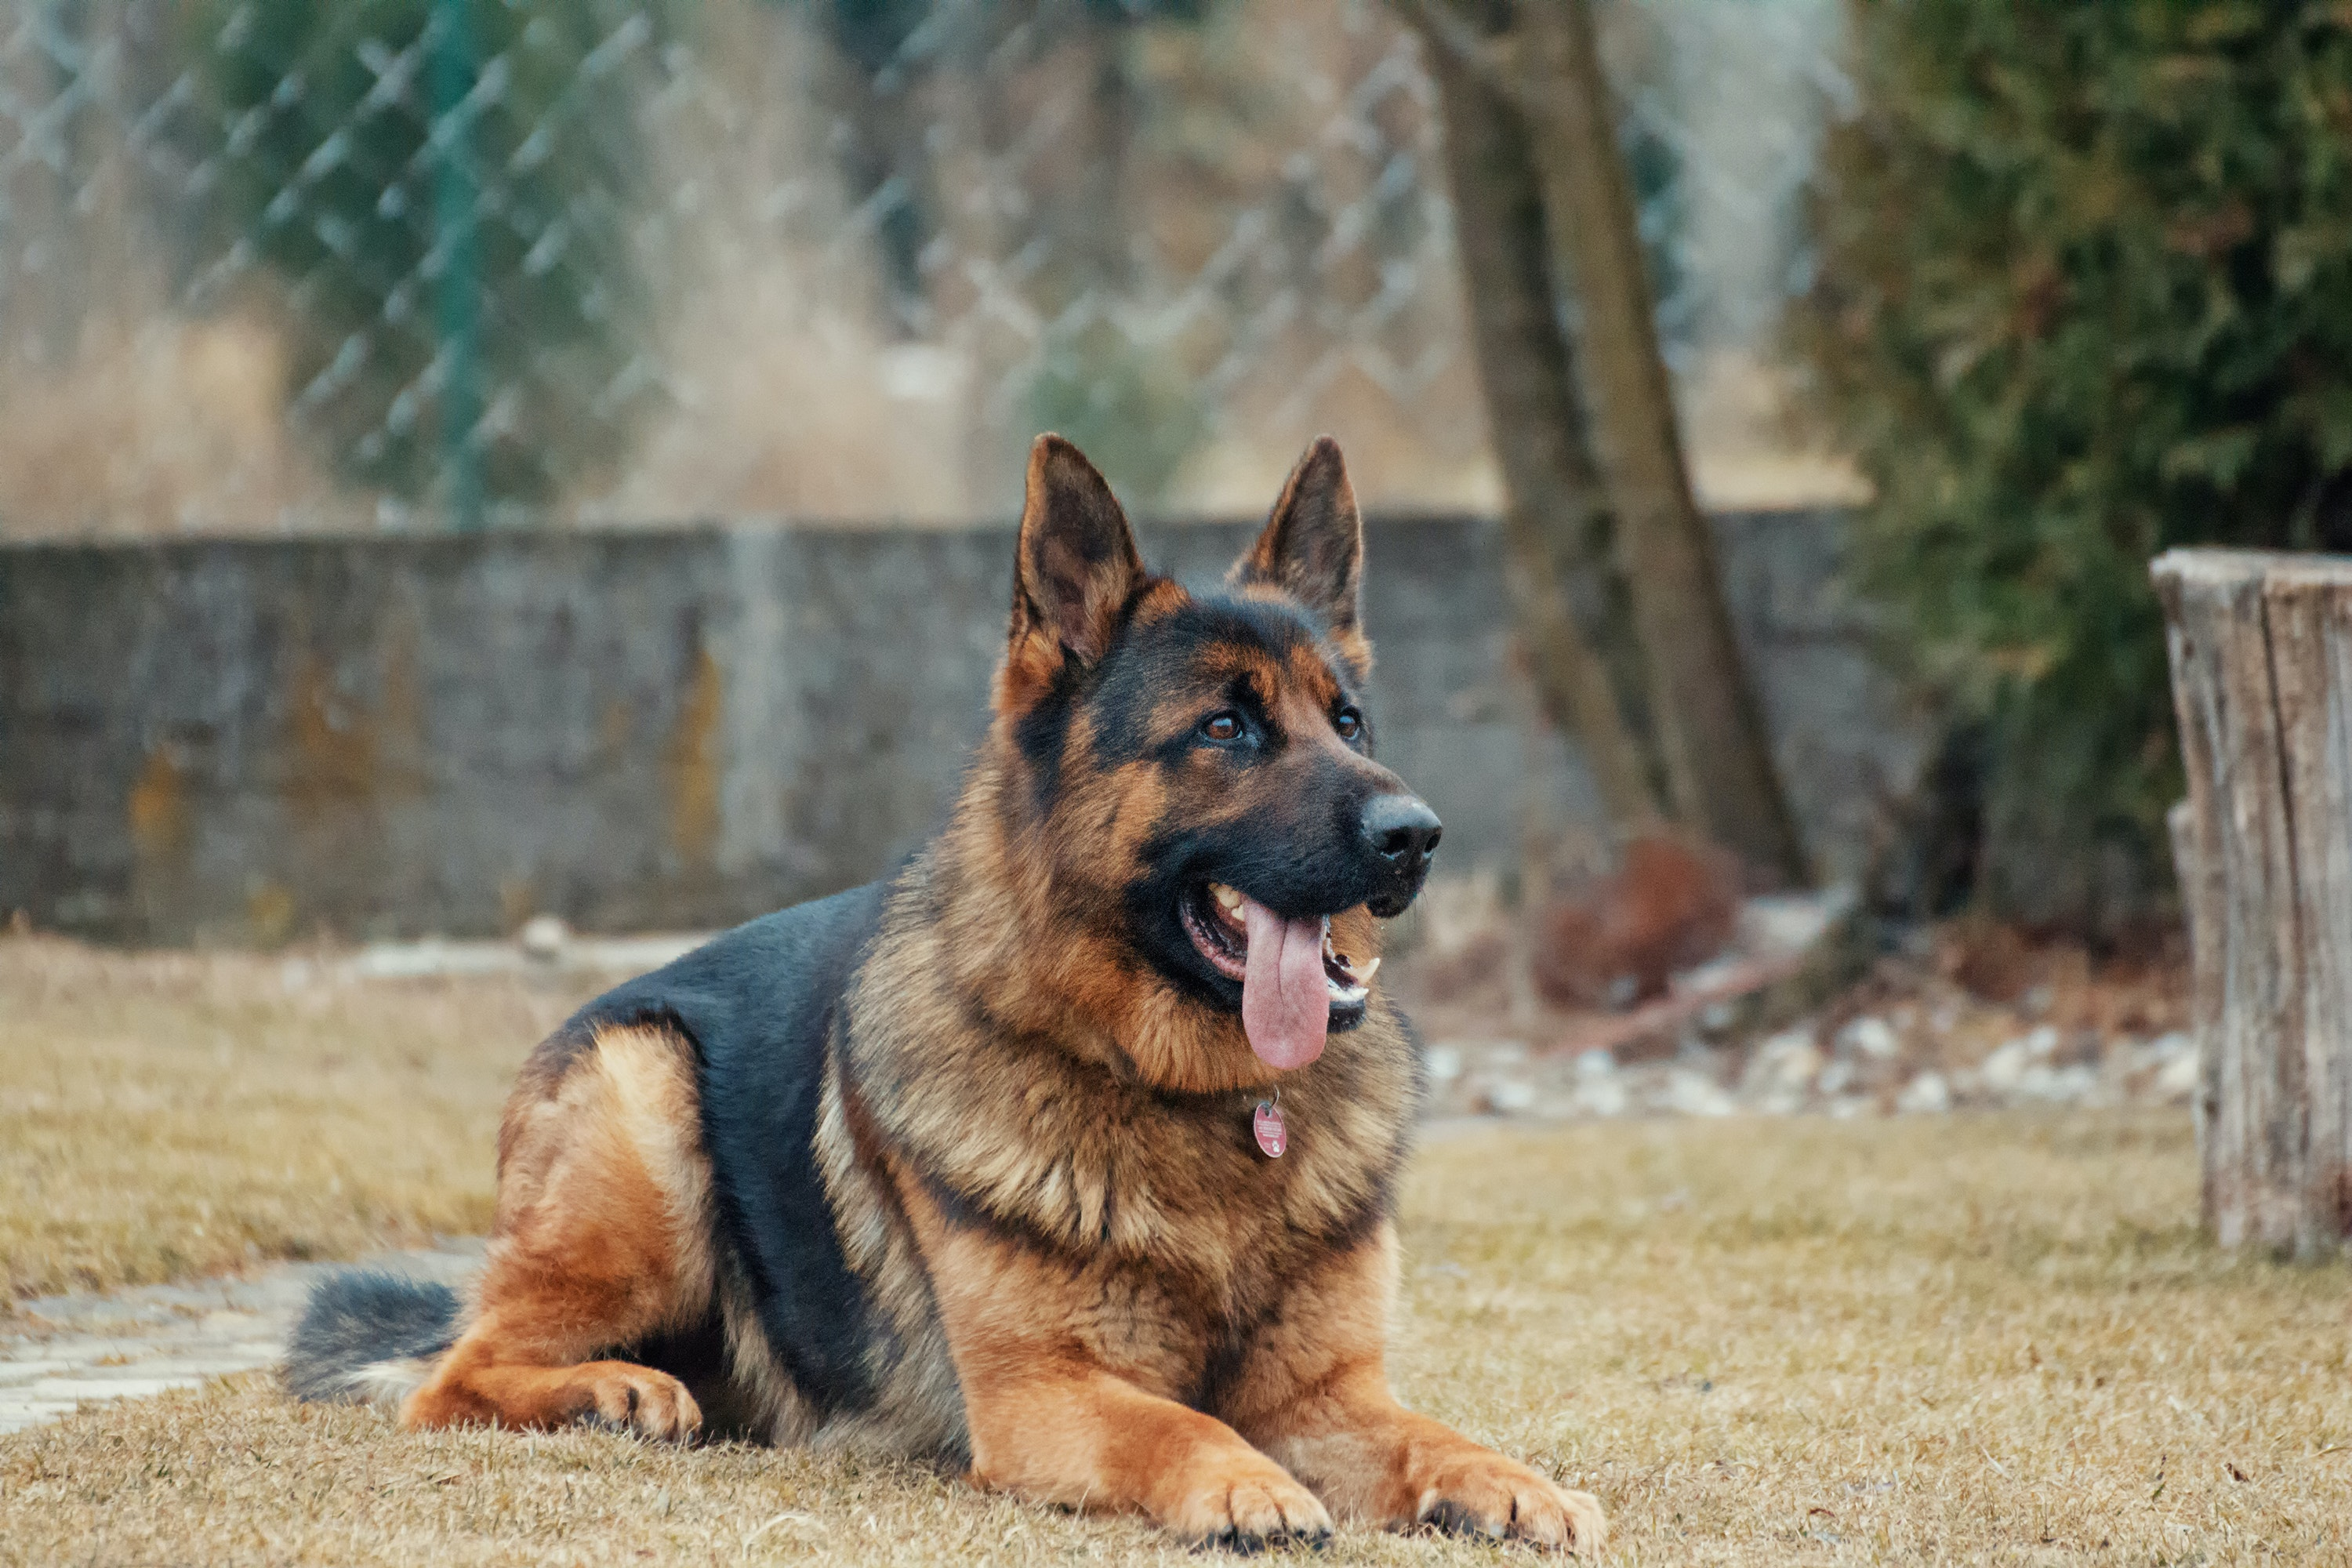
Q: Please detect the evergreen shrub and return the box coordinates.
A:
[1796,1,2352,928]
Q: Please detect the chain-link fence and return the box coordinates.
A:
[0,0,1843,537]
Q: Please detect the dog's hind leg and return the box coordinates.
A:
[400,1022,716,1441]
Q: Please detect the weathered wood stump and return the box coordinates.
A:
[2155,549,2352,1256]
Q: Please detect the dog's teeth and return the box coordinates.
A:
[1210,883,1242,912]
[1356,955,1380,981]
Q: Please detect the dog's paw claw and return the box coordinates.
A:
[1173,1471,1334,1552]
[1410,1454,1607,1554]
[575,1365,702,1443]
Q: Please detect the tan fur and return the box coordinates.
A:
[384,435,1606,1553]
[401,1024,712,1438]
[1232,1229,1607,1548]
[898,1174,1334,1541]
[815,438,1601,1547]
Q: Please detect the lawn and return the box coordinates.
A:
[0,934,564,1300]
[3,931,2350,1564]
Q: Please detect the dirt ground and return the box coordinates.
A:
[4,931,2350,1564]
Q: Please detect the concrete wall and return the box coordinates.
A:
[0,511,1919,943]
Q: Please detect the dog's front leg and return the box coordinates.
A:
[958,1359,1333,1547]
[905,1186,1330,1547]
[1225,1226,1608,1554]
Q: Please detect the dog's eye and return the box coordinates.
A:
[1334,707,1363,741]
[1200,711,1243,743]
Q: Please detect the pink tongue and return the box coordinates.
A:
[1240,898,1329,1070]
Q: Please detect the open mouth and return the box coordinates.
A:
[1181,880,1378,1009]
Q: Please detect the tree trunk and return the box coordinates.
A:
[1510,0,1809,886]
[1418,15,1662,829]
[2156,548,2352,1258]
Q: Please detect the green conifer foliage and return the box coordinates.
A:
[1797,2,2352,926]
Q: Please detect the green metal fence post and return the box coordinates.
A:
[431,0,485,532]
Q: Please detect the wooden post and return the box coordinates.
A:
[2155,549,2352,1257]
[2166,798,2223,1225]
[2266,561,2352,1250]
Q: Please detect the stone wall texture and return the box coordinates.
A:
[0,510,1920,942]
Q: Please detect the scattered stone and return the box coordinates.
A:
[1573,1076,1631,1118]
[1838,1015,1902,1059]
[1423,1045,1464,1084]
[1397,887,2186,1126]
[1662,1069,1736,1118]
[1743,1029,1823,1094]
[1980,1038,2032,1093]
[2155,1048,2201,1102]
[1894,1072,1952,1115]
[2014,1062,2099,1105]
[1480,1078,1539,1115]
[518,913,572,961]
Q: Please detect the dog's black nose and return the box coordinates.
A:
[1363,793,1442,872]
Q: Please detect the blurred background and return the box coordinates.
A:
[11,5,2352,1511]
[0,0,1847,532]
[3,0,2350,1116]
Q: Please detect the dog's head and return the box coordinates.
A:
[987,433,1439,1073]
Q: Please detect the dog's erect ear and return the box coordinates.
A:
[1232,436,1365,651]
[1005,435,1145,693]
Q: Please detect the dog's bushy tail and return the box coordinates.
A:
[283,1271,462,1409]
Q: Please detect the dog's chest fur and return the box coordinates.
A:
[817,862,1421,1417]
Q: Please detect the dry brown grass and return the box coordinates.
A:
[0,933,576,1300]
[4,934,2350,1563]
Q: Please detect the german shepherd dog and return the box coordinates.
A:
[287,435,1606,1553]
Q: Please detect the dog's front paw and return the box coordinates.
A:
[570,1361,703,1442]
[1165,1456,1334,1552]
[1410,1449,1606,1554]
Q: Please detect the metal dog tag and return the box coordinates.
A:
[1253,1099,1287,1159]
